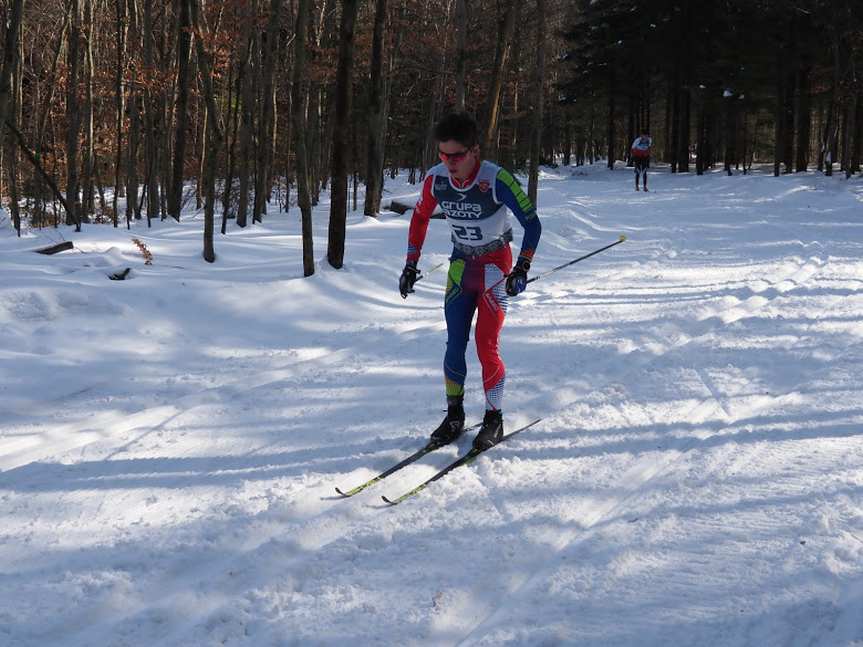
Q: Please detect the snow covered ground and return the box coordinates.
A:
[1,163,862,646]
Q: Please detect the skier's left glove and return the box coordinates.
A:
[506,258,530,296]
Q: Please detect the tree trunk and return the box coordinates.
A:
[823,41,840,177]
[779,16,798,174]
[454,0,466,111]
[113,0,126,227]
[5,138,19,233]
[254,0,283,222]
[678,88,690,173]
[142,0,159,225]
[670,71,679,171]
[201,133,217,262]
[191,0,223,262]
[66,0,82,229]
[724,92,737,175]
[293,0,314,276]
[327,0,360,269]
[626,94,635,166]
[481,0,517,154]
[306,0,336,207]
[606,63,615,169]
[0,0,23,141]
[776,84,787,177]
[643,77,651,134]
[509,2,525,170]
[81,0,95,220]
[0,0,23,234]
[236,27,255,228]
[782,69,795,172]
[375,1,402,192]
[563,110,572,166]
[221,57,239,230]
[363,0,387,217]
[158,0,171,220]
[795,66,811,172]
[126,0,141,224]
[696,90,706,175]
[842,98,854,178]
[851,89,862,174]
[170,0,192,221]
[351,116,358,212]
[3,45,21,234]
[307,85,321,206]
[127,91,142,222]
[527,0,545,205]
[194,85,204,206]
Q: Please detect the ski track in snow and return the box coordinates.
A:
[461,299,856,646]
[1,165,862,646]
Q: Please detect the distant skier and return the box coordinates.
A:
[631,132,653,191]
[399,112,542,450]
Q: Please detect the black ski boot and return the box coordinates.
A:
[430,399,465,446]
[473,409,503,450]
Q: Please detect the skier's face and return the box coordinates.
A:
[439,140,479,180]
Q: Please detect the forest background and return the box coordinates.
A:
[0,0,861,271]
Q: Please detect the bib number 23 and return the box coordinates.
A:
[452,225,482,241]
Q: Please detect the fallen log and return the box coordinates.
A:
[387,200,412,215]
[34,241,74,255]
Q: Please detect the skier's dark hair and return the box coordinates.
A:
[434,112,478,148]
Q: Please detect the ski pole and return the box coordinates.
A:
[526,234,626,285]
[413,261,445,284]
[483,234,627,295]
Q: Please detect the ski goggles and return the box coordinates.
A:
[438,149,471,163]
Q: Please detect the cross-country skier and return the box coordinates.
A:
[631,132,653,191]
[399,112,542,450]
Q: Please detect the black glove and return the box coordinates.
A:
[506,258,530,297]
[399,261,419,298]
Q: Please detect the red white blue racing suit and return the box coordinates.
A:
[407,160,541,411]
[631,136,652,174]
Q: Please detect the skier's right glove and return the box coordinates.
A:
[399,261,419,299]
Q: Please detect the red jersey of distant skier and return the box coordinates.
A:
[631,135,652,159]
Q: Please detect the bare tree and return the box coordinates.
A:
[293,0,314,276]
[142,0,160,224]
[170,0,192,221]
[0,0,24,234]
[453,0,467,112]
[190,0,223,262]
[254,0,283,222]
[363,0,387,217]
[66,0,83,229]
[795,64,811,172]
[236,19,255,228]
[81,0,95,218]
[528,0,546,205]
[481,0,517,156]
[113,0,127,227]
[126,0,142,225]
[327,0,360,269]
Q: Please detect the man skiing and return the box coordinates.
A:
[631,132,653,191]
[399,112,542,451]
